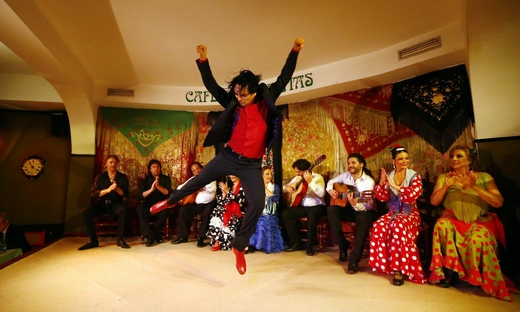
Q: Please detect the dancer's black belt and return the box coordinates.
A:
[225,146,262,163]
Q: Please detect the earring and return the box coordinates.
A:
[392,163,396,169]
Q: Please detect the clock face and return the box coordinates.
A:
[22,156,45,179]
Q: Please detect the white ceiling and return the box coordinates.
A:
[0,0,468,112]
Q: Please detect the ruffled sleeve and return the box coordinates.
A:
[399,173,423,204]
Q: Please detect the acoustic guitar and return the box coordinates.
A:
[181,191,198,205]
[330,182,374,207]
[150,191,199,214]
[286,154,327,208]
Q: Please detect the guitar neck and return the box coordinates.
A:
[338,191,361,199]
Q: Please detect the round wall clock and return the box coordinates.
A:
[22,155,45,180]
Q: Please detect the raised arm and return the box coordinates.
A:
[195,44,231,108]
[268,38,305,101]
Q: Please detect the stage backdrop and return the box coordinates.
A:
[281,84,474,185]
[94,108,213,201]
[93,67,475,201]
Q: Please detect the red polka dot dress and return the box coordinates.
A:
[369,171,426,284]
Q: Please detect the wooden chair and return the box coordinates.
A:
[340,221,372,256]
[94,214,118,236]
[191,213,203,239]
[140,214,171,240]
[298,216,330,252]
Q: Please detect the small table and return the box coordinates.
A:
[0,248,23,265]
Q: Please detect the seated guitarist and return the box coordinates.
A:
[171,162,217,247]
[326,153,377,274]
[281,159,326,256]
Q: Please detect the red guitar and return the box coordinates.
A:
[286,154,326,208]
[330,182,374,207]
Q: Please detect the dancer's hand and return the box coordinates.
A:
[196,44,207,61]
[293,38,305,52]
[379,168,388,185]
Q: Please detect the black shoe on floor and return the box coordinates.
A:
[347,261,359,274]
[197,238,205,248]
[117,237,131,249]
[306,249,315,256]
[155,233,164,244]
[285,243,302,252]
[171,237,188,244]
[339,240,350,262]
[393,271,405,286]
[146,236,155,247]
[439,269,458,288]
[78,241,99,251]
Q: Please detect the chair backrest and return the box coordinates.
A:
[24,231,46,247]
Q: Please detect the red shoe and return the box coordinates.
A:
[150,199,176,214]
[211,242,220,251]
[232,247,246,275]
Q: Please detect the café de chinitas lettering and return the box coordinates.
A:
[185,72,313,103]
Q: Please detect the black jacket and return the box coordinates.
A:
[196,50,299,149]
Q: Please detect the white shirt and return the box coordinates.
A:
[284,172,326,207]
[326,171,375,211]
[177,178,216,204]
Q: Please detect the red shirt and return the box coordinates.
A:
[227,100,269,159]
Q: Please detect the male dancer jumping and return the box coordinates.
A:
[164,38,304,274]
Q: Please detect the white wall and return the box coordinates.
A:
[468,1,520,139]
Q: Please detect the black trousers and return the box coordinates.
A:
[136,202,170,238]
[327,205,378,263]
[281,205,327,251]
[175,201,217,240]
[82,201,127,240]
[167,147,264,251]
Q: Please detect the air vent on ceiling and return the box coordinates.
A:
[398,36,442,60]
[107,88,134,97]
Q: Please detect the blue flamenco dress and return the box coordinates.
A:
[249,182,285,253]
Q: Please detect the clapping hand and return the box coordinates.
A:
[219,181,229,195]
[461,171,476,189]
[150,177,158,191]
[444,171,457,187]
[379,168,388,185]
[108,181,117,192]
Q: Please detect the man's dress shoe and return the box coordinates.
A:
[339,240,350,262]
[197,238,205,248]
[233,247,246,275]
[117,237,131,249]
[347,261,359,274]
[78,241,99,251]
[171,237,188,244]
[285,244,302,252]
[306,249,315,256]
[145,236,155,247]
[155,233,164,244]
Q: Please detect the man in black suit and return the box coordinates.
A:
[165,38,305,274]
[137,159,173,247]
[0,212,31,254]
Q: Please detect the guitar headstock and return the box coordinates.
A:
[312,154,326,168]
